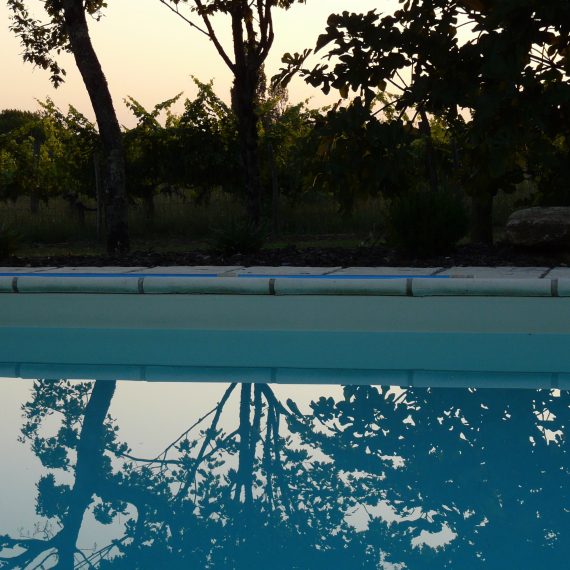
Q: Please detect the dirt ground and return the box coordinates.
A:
[3,242,569,268]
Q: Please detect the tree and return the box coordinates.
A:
[161,0,305,227]
[0,101,101,225]
[124,93,184,219]
[174,78,241,200]
[123,80,243,219]
[8,0,129,253]
[302,100,417,216]
[0,104,67,211]
[275,0,570,244]
[0,109,39,137]
[256,79,317,232]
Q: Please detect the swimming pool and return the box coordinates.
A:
[0,272,568,568]
[1,274,570,382]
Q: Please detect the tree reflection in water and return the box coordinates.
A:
[0,380,568,568]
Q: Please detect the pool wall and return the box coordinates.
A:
[1,275,570,384]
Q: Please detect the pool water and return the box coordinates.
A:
[0,282,569,568]
[0,373,568,569]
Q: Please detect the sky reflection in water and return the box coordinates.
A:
[0,378,568,569]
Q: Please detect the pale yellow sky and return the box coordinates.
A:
[1,1,397,127]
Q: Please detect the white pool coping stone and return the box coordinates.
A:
[0,265,569,296]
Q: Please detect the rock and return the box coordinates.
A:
[506,207,570,249]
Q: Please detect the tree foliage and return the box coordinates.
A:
[0,100,97,209]
[275,0,570,243]
[7,0,107,87]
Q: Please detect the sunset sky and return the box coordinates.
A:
[1,0,397,127]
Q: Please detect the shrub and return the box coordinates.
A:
[0,223,19,259]
[387,188,468,256]
[210,218,266,255]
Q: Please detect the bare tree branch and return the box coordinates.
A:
[158,0,209,37]
[194,0,236,71]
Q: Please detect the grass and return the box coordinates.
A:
[0,185,532,259]
[13,236,367,259]
[0,190,389,258]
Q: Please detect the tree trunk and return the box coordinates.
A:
[94,151,103,239]
[230,4,263,228]
[232,73,262,227]
[55,380,116,569]
[62,0,129,254]
[470,191,494,245]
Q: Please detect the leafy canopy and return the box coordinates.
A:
[7,0,108,86]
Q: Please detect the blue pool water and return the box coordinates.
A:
[0,367,568,568]
[0,285,569,568]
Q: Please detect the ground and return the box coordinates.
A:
[2,242,569,268]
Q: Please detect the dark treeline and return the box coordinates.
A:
[0,79,313,239]
[2,0,570,256]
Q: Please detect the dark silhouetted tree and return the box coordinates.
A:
[8,0,129,253]
[275,0,570,244]
[161,0,305,227]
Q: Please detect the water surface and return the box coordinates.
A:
[0,375,567,569]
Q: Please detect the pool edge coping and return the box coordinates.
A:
[0,274,568,297]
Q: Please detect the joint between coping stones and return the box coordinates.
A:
[138,277,145,294]
[269,278,276,295]
[11,277,19,293]
[406,278,413,297]
[551,278,559,297]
